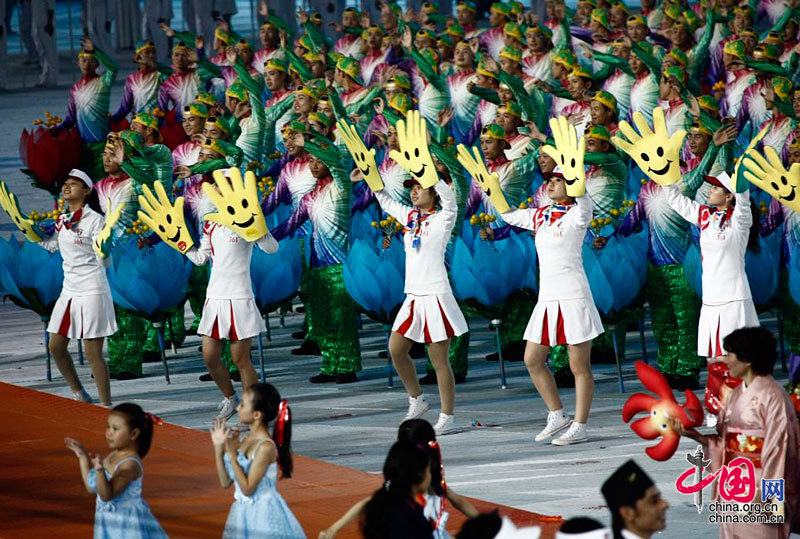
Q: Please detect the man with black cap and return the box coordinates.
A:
[601,460,669,539]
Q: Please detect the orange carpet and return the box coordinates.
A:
[0,382,562,538]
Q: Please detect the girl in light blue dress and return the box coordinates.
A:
[211,382,306,539]
[65,402,166,539]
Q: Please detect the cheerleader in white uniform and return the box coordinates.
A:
[665,172,759,422]
[185,189,278,420]
[375,177,468,436]
[42,170,118,406]
[500,168,603,446]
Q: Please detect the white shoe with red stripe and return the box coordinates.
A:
[402,394,430,422]
[534,410,571,441]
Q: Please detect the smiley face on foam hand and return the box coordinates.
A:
[202,168,268,242]
[337,119,385,193]
[138,181,195,254]
[743,144,800,212]
[612,107,686,186]
[456,143,510,213]
[388,110,440,189]
[541,115,586,197]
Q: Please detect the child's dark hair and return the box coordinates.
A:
[398,419,443,496]
[112,403,154,458]
[722,326,777,376]
[455,509,502,539]
[559,516,607,534]
[248,383,293,478]
[362,441,432,539]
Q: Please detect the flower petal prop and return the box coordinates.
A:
[449,232,529,317]
[343,238,405,324]
[250,236,302,314]
[19,127,82,195]
[744,228,779,305]
[583,228,648,315]
[705,362,742,416]
[0,235,63,318]
[109,117,130,133]
[622,361,704,461]
[684,230,780,305]
[106,237,193,321]
[159,109,188,150]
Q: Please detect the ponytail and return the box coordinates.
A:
[272,399,293,478]
[362,441,431,539]
[112,403,154,458]
[397,419,444,496]
[747,198,761,254]
[248,383,293,478]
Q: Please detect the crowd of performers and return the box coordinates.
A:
[2,0,800,537]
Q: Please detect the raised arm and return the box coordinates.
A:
[434,179,457,235]
[499,207,538,231]
[184,222,213,265]
[374,189,414,223]
[664,182,701,225]
[271,200,310,241]
[570,192,593,230]
[95,46,119,87]
[730,189,752,233]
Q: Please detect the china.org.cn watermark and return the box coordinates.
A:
[673,445,785,525]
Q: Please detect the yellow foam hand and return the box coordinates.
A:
[137,182,195,254]
[388,110,440,189]
[541,115,586,197]
[733,124,768,193]
[456,144,510,213]
[742,144,800,212]
[612,106,686,186]
[93,202,126,259]
[0,180,41,242]
[202,168,268,241]
[337,119,385,192]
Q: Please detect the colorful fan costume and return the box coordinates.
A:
[56,47,118,180]
[271,140,362,378]
[93,133,160,377]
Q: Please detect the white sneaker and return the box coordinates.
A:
[552,422,588,446]
[72,388,93,403]
[706,414,718,428]
[216,394,240,420]
[402,394,430,421]
[433,413,458,436]
[534,410,571,441]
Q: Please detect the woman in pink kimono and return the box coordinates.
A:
[676,327,799,539]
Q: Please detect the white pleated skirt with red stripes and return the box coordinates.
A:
[47,293,118,339]
[524,298,604,346]
[392,293,468,344]
[697,299,759,357]
[198,298,266,341]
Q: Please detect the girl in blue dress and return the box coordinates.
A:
[65,403,166,539]
[210,382,305,539]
